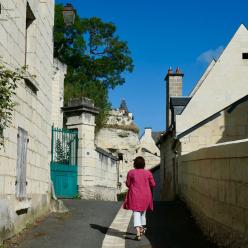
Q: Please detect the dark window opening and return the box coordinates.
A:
[24,78,38,95]
[242,53,248,60]
[118,153,123,161]
[25,2,35,66]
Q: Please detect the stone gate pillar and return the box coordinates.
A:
[62,97,99,199]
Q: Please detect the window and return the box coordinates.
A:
[25,2,35,66]
[16,127,29,199]
[242,53,248,60]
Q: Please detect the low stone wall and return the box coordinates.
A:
[78,148,118,201]
[179,139,248,247]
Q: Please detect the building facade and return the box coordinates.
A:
[158,24,248,247]
[0,0,65,243]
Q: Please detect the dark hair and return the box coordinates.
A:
[133,156,145,169]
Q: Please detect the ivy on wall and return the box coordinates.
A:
[0,63,25,149]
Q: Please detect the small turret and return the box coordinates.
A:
[120,99,129,113]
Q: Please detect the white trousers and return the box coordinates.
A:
[133,211,146,227]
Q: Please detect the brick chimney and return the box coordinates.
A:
[165,67,184,129]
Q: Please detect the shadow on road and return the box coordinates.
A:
[90,224,136,240]
[144,201,218,248]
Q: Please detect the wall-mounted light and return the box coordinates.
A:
[62,3,76,26]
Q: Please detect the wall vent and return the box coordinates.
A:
[242,53,248,59]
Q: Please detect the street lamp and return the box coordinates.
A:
[62,3,76,26]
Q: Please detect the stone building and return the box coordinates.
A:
[96,100,161,192]
[158,24,248,247]
[0,0,66,243]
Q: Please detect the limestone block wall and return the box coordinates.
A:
[76,149,118,201]
[94,151,118,201]
[0,0,55,243]
[179,140,248,247]
[65,98,118,201]
[52,59,67,128]
[159,133,176,201]
[180,97,248,154]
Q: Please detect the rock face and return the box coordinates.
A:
[95,100,161,193]
[95,101,140,192]
[96,128,139,151]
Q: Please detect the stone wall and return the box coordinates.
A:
[159,133,176,201]
[52,59,67,128]
[0,0,55,243]
[176,97,248,246]
[179,140,248,247]
[93,149,118,201]
[180,96,248,154]
[65,98,118,201]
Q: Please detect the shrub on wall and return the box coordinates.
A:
[0,63,25,149]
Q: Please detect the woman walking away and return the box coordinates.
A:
[123,156,156,241]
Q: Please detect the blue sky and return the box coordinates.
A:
[56,0,248,134]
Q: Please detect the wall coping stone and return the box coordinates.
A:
[62,97,99,116]
[181,139,248,162]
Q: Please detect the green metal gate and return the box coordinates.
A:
[50,127,78,198]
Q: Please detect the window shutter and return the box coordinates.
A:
[16,127,29,199]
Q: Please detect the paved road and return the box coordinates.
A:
[11,200,122,248]
[5,200,219,248]
[125,201,218,248]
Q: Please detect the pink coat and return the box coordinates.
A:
[123,169,156,211]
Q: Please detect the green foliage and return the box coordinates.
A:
[55,139,70,164]
[0,64,25,148]
[64,80,110,131]
[73,193,81,199]
[54,4,133,130]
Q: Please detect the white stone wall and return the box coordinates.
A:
[0,0,55,243]
[52,59,67,128]
[160,98,248,244]
[66,100,118,201]
[179,140,248,247]
[180,97,248,154]
[176,25,248,134]
[94,151,118,201]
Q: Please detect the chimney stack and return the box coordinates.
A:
[165,67,184,130]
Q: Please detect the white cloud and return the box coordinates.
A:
[197,46,224,64]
